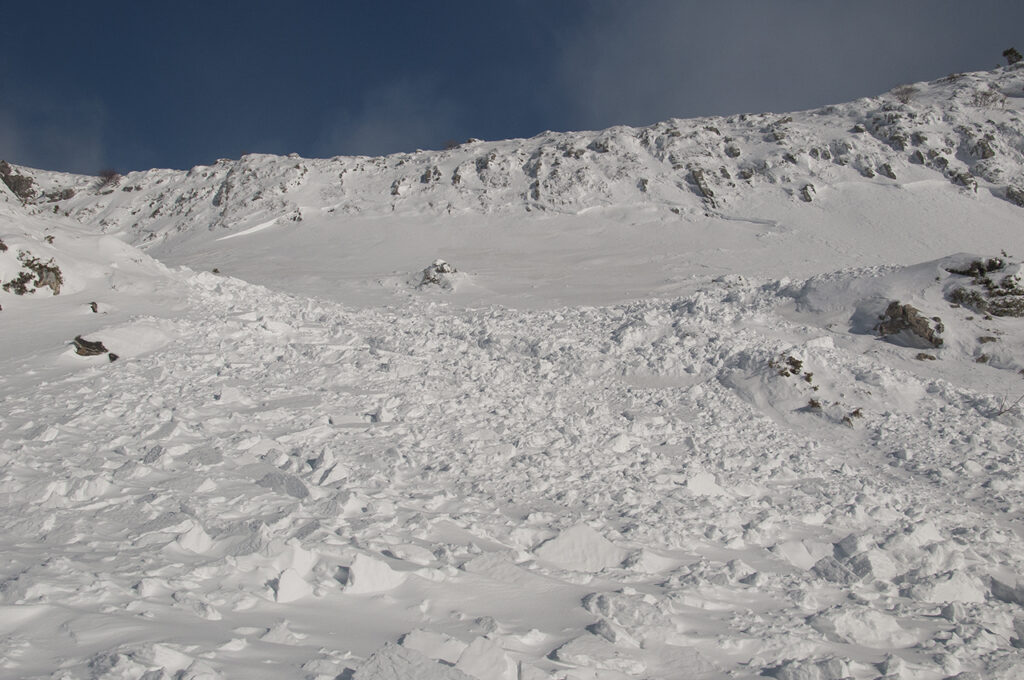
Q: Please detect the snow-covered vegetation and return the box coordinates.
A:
[2,65,1024,679]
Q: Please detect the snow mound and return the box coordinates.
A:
[344,553,408,593]
[534,524,627,571]
[354,642,476,680]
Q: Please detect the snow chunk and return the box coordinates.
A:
[550,634,645,674]
[454,637,516,680]
[991,577,1024,606]
[684,470,727,496]
[354,642,475,680]
[345,553,407,594]
[274,568,312,603]
[256,470,309,499]
[810,606,917,648]
[534,524,627,572]
[176,522,214,553]
[909,571,987,604]
[765,656,851,680]
[400,630,468,665]
[623,548,682,573]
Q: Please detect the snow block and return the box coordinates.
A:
[991,577,1024,606]
[400,629,468,665]
[534,524,627,572]
[551,634,646,675]
[274,568,312,602]
[454,637,517,680]
[256,470,309,499]
[354,642,475,680]
[345,553,407,594]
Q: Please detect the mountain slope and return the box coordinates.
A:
[4,65,1023,308]
[1,66,1024,680]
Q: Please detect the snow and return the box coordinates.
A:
[1,65,1024,678]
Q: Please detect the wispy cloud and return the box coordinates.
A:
[551,1,1024,131]
[0,89,106,173]
[316,78,463,157]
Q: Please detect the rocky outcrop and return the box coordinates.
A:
[875,301,944,347]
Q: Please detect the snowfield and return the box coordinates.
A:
[2,66,1024,679]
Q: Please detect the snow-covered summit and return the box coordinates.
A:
[3,64,1024,252]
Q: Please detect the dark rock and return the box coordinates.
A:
[419,259,457,288]
[0,160,36,202]
[950,171,977,192]
[73,335,109,356]
[799,184,815,202]
[875,301,943,348]
[420,166,441,184]
[1006,185,1024,208]
[689,168,715,201]
[972,138,996,159]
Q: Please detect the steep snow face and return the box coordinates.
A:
[4,65,1024,252]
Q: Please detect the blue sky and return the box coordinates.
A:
[2,1,1023,173]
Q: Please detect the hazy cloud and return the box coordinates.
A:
[317,78,463,157]
[0,89,106,173]
[553,1,1024,130]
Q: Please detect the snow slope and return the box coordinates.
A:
[1,66,1024,679]
[5,63,1024,307]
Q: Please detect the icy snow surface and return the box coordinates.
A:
[2,66,1024,679]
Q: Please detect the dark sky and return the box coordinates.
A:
[2,1,1022,173]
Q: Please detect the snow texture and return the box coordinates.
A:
[2,65,1024,679]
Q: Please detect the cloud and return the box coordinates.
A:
[317,78,463,157]
[0,89,106,173]
[551,1,1024,131]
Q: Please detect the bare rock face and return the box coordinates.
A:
[875,301,944,348]
[0,160,36,202]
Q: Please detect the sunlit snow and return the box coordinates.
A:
[2,65,1024,679]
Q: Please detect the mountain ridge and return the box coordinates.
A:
[2,64,1023,252]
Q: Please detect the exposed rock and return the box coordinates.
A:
[875,301,943,348]
[946,257,1024,317]
[799,184,815,202]
[73,335,109,356]
[689,168,715,202]
[0,161,36,202]
[1006,185,1024,208]
[972,138,996,159]
[418,259,457,289]
[949,170,977,192]
[420,166,441,184]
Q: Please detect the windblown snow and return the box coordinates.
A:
[2,65,1024,679]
